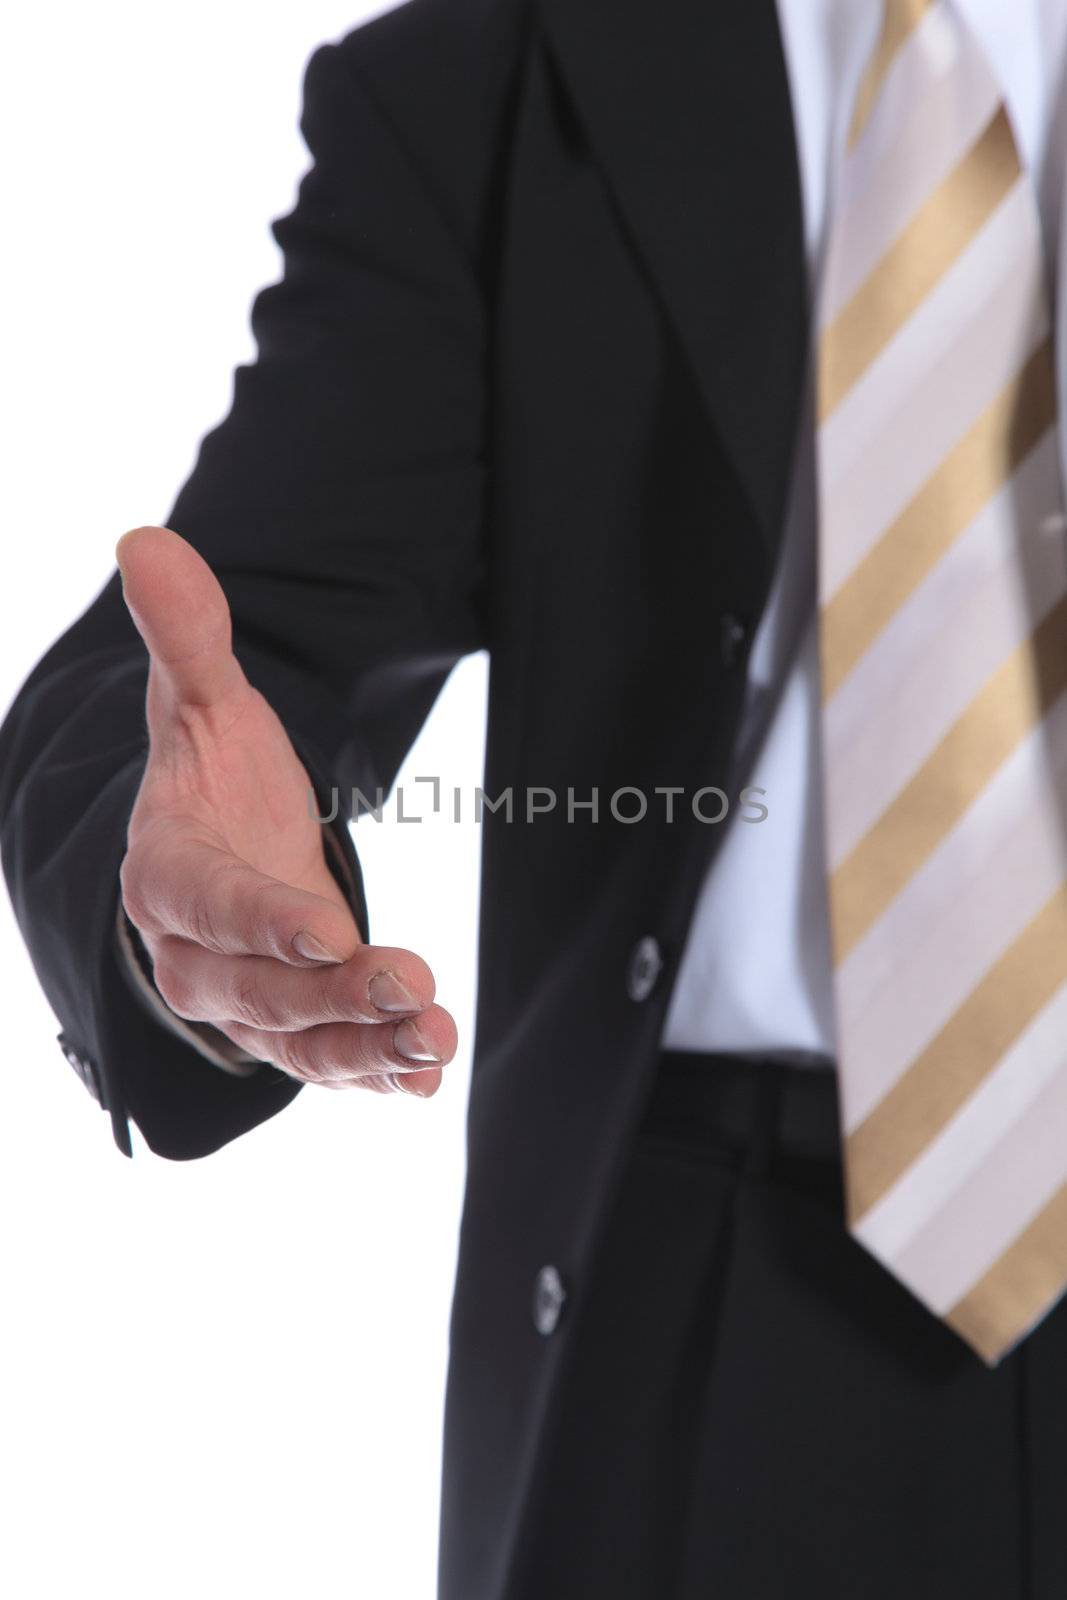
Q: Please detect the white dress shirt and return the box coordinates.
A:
[662,0,1067,1060]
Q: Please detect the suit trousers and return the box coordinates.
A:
[499,1050,1067,1599]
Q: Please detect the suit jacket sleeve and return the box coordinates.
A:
[0,24,499,1160]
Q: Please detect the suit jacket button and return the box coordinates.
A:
[627,936,663,1003]
[532,1265,567,1336]
[720,611,750,668]
[58,1034,100,1103]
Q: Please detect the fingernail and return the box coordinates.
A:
[369,970,419,1013]
[388,1071,434,1097]
[394,1017,442,1063]
[292,930,341,963]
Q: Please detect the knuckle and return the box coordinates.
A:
[342,1029,379,1079]
[270,1029,315,1082]
[313,1027,368,1085]
[151,953,197,1019]
[119,851,152,931]
[225,874,276,955]
[249,885,282,953]
[184,883,219,950]
[322,966,368,1025]
[188,859,236,950]
[230,973,283,1030]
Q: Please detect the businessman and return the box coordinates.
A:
[5,0,1067,1594]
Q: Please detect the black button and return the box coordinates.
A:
[57,1033,100,1103]
[627,936,663,1003]
[720,611,750,669]
[532,1265,567,1336]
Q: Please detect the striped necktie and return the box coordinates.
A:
[817,0,1067,1364]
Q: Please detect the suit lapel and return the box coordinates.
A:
[539,0,808,564]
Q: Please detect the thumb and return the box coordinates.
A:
[117,526,247,709]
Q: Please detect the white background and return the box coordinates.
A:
[0,4,488,1595]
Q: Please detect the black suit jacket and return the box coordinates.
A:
[0,1,807,1593]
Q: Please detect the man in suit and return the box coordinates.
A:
[6,0,1067,1593]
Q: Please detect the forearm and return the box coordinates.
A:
[0,606,369,1157]
[1,11,512,1153]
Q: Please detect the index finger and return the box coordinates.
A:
[123,834,361,964]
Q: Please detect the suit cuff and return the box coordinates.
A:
[112,810,364,1078]
[114,896,262,1077]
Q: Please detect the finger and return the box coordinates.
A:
[323,1063,444,1098]
[312,1066,443,1098]
[116,525,246,710]
[123,834,361,963]
[150,936,436,1032]
[221,1004,458,1092]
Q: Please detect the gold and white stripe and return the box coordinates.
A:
[817,0,1067,1363]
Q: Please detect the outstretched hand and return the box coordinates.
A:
[117,526,455,1097]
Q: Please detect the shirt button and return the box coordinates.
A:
[627,936,663,1003]
[720,610,750,669]
[532,1265,567,1336]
